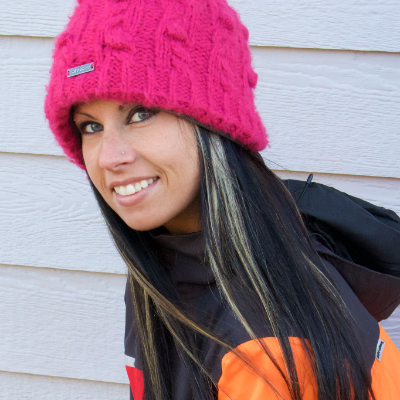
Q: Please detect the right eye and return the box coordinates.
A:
[82,123,103,134]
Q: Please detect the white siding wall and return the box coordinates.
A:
[0,0,399,398]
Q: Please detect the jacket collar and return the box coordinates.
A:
[149,228,215,288]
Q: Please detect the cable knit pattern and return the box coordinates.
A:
[45,0,268,169]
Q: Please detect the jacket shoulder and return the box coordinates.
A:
[283,178,400,321]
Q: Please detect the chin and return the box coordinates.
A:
[121,214,168,232]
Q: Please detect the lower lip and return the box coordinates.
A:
[113,179,159,207]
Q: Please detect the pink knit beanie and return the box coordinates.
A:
[45,0,268,169]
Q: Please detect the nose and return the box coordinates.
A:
[98,128,136,170]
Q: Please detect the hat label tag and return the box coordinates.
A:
[67,62,95,77]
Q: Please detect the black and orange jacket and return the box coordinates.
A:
[124,179,400,399]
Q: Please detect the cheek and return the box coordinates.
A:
[165,137,199,186]
[168,145,200,206]
[81,140,93,169]
[82,136,98,162]
[151,124,198,179]
[149,132,200,209]
[81,144,104,192]
[82,149,96,179]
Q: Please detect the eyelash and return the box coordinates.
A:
[78,107,158,135]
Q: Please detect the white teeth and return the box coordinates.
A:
[126,184,136,195]
[114,178,157,196]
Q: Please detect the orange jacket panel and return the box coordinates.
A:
[218,325,400,400]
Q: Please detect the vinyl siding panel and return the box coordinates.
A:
[0,0,399,397]
[0,153,399,274]
[0,264,128,384]
[0,371,129,400]
[1,0,400,51]
[1,37,400,177]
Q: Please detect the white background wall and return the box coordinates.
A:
[0,0,399,398]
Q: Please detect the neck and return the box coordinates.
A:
[163,222,202,235]
[162,198,202,235]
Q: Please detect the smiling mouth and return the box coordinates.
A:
[114,177,159,196]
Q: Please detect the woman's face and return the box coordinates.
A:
[73,99,201,234]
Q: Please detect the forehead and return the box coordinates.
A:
[73,99,142,114]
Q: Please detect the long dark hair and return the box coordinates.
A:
[79,119,374,400]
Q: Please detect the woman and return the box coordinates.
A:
[44,0,400,399]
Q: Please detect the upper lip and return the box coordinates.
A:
[108,176,158,189]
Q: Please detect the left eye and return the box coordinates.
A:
[84,123,103,133]
[130,107,155,123]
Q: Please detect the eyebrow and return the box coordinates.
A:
[119,103,141,111]
[74,111,96,119]
[75,103,141,119]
